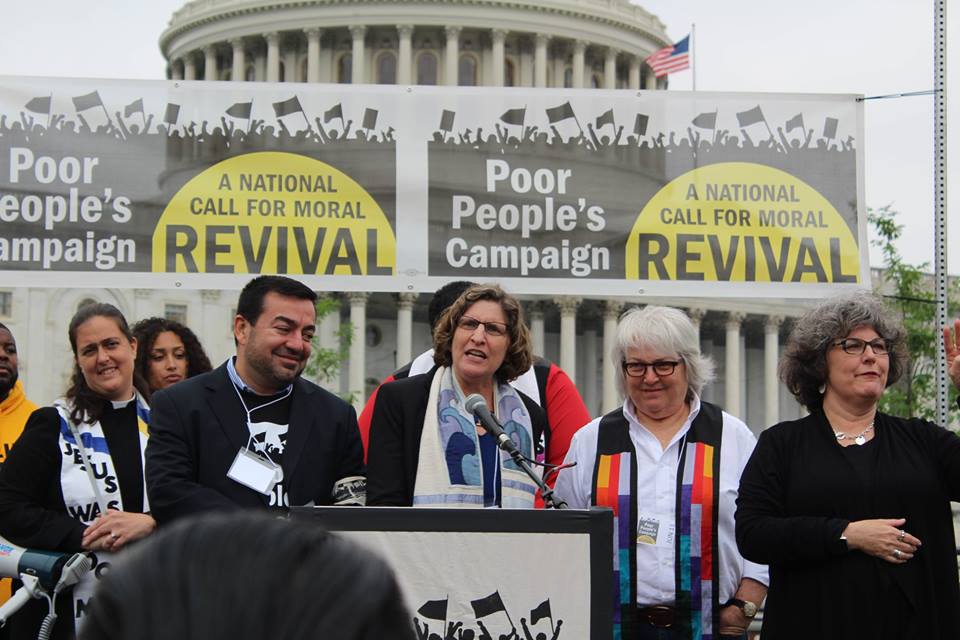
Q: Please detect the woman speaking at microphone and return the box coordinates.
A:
[366,284,549,507]
[0,303,155,640]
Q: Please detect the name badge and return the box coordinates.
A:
[637,512,675,548]
[227,448,283,496]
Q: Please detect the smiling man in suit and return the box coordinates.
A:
[146,276,363,523]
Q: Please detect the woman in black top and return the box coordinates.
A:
[0,303,156,640]
[736,292,960,639]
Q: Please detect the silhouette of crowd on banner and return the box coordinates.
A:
[414,594,563,640]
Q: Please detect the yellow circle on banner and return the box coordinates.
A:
[152,151,395,275]
[625,162,860,283]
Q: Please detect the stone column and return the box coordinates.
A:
[318,294,342,393]
[305,28,322,83]
[491,29,506,86]
[534,33,549,88]
[628,55,640,90]
[604,47,617,88]
[204,47,217,80]
[725,312,745,416]
[645,65,657,89]
[200,289,231,364]
[398,25,413,84]
[445,26,461,86]
[171,61,184,81]
[688,307,706,339]
[350,25,367,84]
[554,296,581,384]
[764,315,783,429]
[347,292,369,411]
[265,32,280,82]
[183,55,197,80]
[583,327,598,415]
[133,289,154,320]
[395,293,418,367]
[572,40,586,88]
[528,302,546,357]
[231,39,246,81]
[602,300,624,413]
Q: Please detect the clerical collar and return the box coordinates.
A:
[226,357,292,396]
[110,395,136,409]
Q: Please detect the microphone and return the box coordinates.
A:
[0,537,89,591]
[463,394,519,456]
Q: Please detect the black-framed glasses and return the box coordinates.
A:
[832,337,890,356]
[457,315,509,338]
[621,360,682,378]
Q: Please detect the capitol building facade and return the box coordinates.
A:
[4,0,811,432]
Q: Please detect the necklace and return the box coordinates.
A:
[834,421,874,446]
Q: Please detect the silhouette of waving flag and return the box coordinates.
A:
[736,105,766,128]
[324,103,344,123]
[124,98,144,118]
[25,96,51,114]
[273,96,303,117]
[546,101,575,123]
[417,598,448,621]
[72,91,103,112]
[530,599,552,625]
[785,113,804,132]
[500,107,526,126]
[226,101,253,119]
[471,591,507,618]
[692,111,717,130]
[595,109,615,129]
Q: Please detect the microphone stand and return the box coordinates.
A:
[499,443,568,510]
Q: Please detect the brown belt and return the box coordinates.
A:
[636,605,675,629]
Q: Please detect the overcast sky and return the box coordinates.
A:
[0,0,956,275]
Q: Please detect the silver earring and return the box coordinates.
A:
[818,383,826,394]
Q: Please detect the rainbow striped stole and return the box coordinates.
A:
[591,403,723,640]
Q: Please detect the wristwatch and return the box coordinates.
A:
[724,598,758,619]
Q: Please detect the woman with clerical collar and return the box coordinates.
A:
[555,305,767,640]
[0,303,155,640]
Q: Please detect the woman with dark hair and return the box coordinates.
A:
[131,317,212,394]
[79,511,415,640]
[366,284,548,507]
[0,303,156,640]
[736,292,960,639]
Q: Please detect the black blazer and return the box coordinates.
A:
[366,368,548,506]
[145,363,363,524]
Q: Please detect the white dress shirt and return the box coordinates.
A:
[554,394,768,606]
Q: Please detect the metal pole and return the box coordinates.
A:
[934,0,949,426]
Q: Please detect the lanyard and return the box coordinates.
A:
[230,381,292,466]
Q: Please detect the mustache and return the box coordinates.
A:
[274,347,306,361]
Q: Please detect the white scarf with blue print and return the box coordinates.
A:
[412,366,538,508]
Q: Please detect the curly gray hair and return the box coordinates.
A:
[779,291,907,410]
[612,305,715,401]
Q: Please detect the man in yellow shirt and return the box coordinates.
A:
[0,322,38,608]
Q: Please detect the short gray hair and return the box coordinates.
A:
[612,306,715,400]
[779,291,907,410]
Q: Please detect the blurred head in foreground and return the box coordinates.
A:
[79,512,414,640]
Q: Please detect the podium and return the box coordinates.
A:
[291,506,613,640]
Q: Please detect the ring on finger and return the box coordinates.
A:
[897,529,906,542]
[893,549,902,559]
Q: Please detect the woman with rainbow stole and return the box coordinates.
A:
[555,306,767,640]
[0,303,155,640]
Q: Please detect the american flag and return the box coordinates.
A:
[645,35,690,78]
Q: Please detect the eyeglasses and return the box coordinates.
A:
[457,315,509,338]
[832,337,890,356]
[621,360,682,378]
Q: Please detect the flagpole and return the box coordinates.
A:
[691,23,696,91]
[47,93,53,130]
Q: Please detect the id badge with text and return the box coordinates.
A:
[227,448,282,496]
